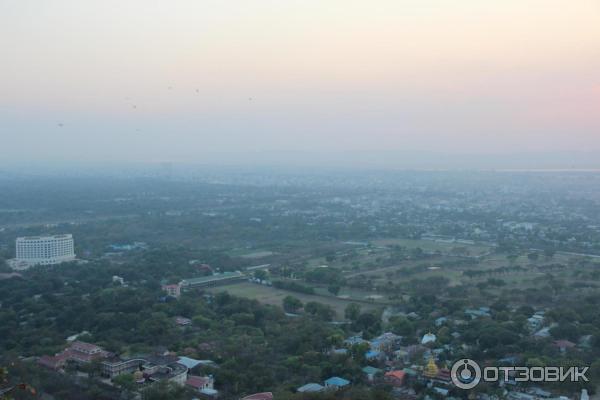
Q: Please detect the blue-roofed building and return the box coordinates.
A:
[331,348,348,355]
[365,350,382,361]
[324,376,350,389]
[370,332,401,352]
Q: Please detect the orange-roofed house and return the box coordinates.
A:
[385,370,406,387]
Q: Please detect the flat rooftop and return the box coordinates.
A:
[17,234,72,241]
[181,271,244,285]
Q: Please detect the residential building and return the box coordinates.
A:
[421,333,436,345]
[38,341,111,370]
[186,375,214,392]
[385,370,406,387]
[102,354,187,387]
[162,284,181,298]
[38,354,69,370]
[241,393,273,400]
[370,332,402,352]
[527,387,552,398]
[465,308,491,319]
[362,366,382,382]
[394,349,410,363]
[141,362,188,387]
[297,383,324,393]
[198,388,219,398]
[175,316,192,326]
[435,368,452,383]
[553,339,576,352]
[324,376,350,390]
[534,326,552,339]
[102,358,147,378]
[67,341,110,363]
[365,350,382,361]
[527,313,545,330]
[344,335,367,346]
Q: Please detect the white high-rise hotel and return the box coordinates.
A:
[16,234,76,266]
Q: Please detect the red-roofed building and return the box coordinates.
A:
[385,370,406,387]
[241,393,274,400]
[65,341,110,363]
[436,368,452,382]
[186,375,214,392]
[162,284,181,298]
[196,264,213,273]
[38,341,110,370]
[38,354,68,370]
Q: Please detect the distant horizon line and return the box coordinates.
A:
[3,149,600,176]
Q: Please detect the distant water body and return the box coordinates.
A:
[495,169,600,173]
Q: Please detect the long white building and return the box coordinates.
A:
[15,234,76,266]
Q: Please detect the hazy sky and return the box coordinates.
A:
[1,0,599,164]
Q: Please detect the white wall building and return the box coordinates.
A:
[15,234,76,266]
[421,333,437,345]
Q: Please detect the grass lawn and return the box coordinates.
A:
[239,250,275,259]
[207,282,382,320]
[227,248,275,258]
[372,238,490,255]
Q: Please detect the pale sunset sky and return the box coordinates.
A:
[1,0,599,164]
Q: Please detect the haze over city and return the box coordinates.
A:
[3,2,600,400]
[1,0,599,168]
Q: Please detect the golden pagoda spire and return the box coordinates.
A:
[423,356,439,379]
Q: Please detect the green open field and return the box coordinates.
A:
[372,238,491,255]
[207,282,383,320]
[227,248,275,258]
[217,238,600,319]
[239,250,275,259]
